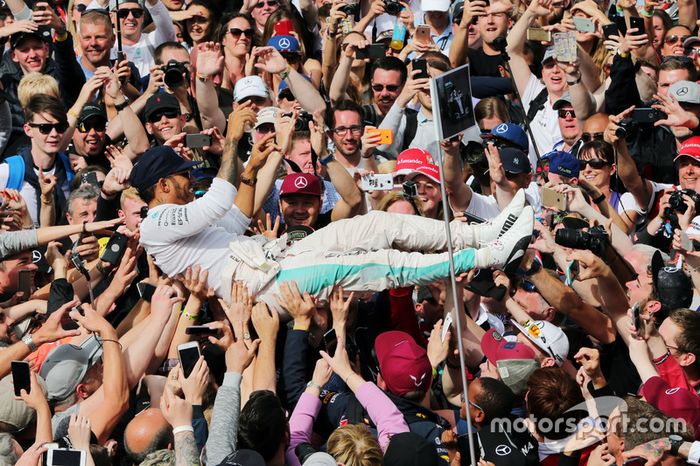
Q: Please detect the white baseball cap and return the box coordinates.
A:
[254,106,279,129]
[233,76,270,102]
[421,0,450,12]
[511,319,570,366]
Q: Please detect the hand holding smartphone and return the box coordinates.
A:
[11,361,30,396]
[178,341,201,378]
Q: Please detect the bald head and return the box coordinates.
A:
[124,408,173,464]
[583,113,609,134]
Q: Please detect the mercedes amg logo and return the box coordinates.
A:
[677,87,688,96]
[278,38,291,49]
[495,445,511,456]
[294,176,308,189]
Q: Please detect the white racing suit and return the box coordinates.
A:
[140,178,483,313]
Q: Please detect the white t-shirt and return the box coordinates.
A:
[522,74,562,169]
[465,182,542,220]
[139,178,250,299]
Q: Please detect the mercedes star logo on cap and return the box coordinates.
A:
[278,38,291,49]
[294,176,308,189]
[678,87,689,96]
[495,124,508,134]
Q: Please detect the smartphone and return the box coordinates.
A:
[274,18,294,36]
[356,43,386,59]
[441,312,453,342]
[631,108,665,123]
[526,27,552,42]
[178,341,201,378]
[629,16,645,36]
[542,187,567,211]
[613,15,627,36]
[81,171,100,188]
[100,232,128,266]
[185,325,219,335]
[602,23,620,39]
[680,231,694,251]
[18,269,31,302]
[137,282,156,302]
[553,31,577,62]
[415,24,432,44]
[11,361,30,396]
[631,302,641,333]
[412,58,429,79]
[368,128,393,145]
[185,134,211,149]
[573,16,596,33]
[43,448,87,466]
[323,328,337,356]
[361,173,394,191]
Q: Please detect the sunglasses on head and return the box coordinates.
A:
[148,109,179,123]
[229,27,254,37]
[580,131,604,142]
[578,158,609,169]
[558,108,575,119]
[77,120,106,133]
[28,122,68,134]
[371,84,400,92]
[664,34,691,45]
[117,7,144,19]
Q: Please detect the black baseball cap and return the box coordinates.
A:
[129,146,201,194]
[10,26,52,49]
[384,432,440,466]
[500,147,532,174]
[143,92,180,122]
[79,105,107,125]
[651,251,693,312]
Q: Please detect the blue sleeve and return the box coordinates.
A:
[191,404,208,451]
[470,77,513,98]
[282,329,311,408]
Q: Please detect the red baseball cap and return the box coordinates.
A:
[374,331,432,396]
[674,136,700,163]
[480,328,536,365]
[640,376,700,439]
[279,173,322,197]
[395,148,441,184]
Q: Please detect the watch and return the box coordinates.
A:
[566,73,582,86]
[114,96,130,111]
[319,154,335,166]
[240,174,257,186]
[669,435,683,456]
[22,334,37,352]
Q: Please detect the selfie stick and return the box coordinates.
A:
[430,76,478,466]
[492,37,543,166]
[115,0,124,61]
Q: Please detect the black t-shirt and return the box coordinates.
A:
[467,48,505,77]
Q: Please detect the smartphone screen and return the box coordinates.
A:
[178,344,200,378]
[11,361,30,396]
[50,449,85,466]
[323,328,337,356]
[137,282,156,302]
[413,58,428,79]
[632,303,641,332]
[185,325,218,336]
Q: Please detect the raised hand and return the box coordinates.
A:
[179,266,215,302]
[196,42,225,78]
[251,301,279,342]
[226,101,256,142]
[160,385,192,428]
[69,303,114,336]
[67,414,93,451]
[276,281,315,330]
[33,300,82,344]
[38,168,56,203]
[178,356,210,405]
[253,46,288,74]
[252,213,281,240]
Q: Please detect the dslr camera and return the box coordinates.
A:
[296,111,313,132]
[555,225,609,256]
[340,2,358,15]
[385,0,402,15]
[668,189,700,215]
[615,118,638,140]
[162,60,189,88]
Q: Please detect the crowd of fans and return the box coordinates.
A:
[0,0,699,463]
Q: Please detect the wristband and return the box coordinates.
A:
[240,174,257,186]
[618,50,629,59]
[592,193,606,204]
[280,64,291,81]
[566,73,582,86]
[196,73,213,82]
[640,8,652,17]
[306,381,323,391]
[172,425,194,435]
[114,97,130,111]
[182,310,198,321]
[669,435,683,456]
[22,334,37,352]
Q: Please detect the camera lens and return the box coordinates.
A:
[555,228,590,251]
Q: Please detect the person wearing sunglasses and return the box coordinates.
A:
[182,0,217,47]
[68,105,109,171]
[660,25,693,58]
[245,0,279,35]
[143,92,186,145]
[220,13,254,87]
[107,0,176,79]
[552,96,583,156]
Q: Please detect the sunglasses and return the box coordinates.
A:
[77,120,106,133]
[28,122,68,134]
[279,90,295,101]
[371,84,400,92]
[187,14,209,23]
[148,109,180,123]
[558,108,576,119]
[664,35,691,45]
[229,27,254,37]
[578,158,609,170]
[75,3,88,12]
[256,123,275,133]
[117,8,144,19]
[519,279,537,293]
[580,131,604,142]
[253,0,277,8]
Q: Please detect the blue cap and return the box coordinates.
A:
[488,123,529,153]
[129,146,201,194]
[500,147,531,174]
[545,150,579,178]
[267,35,301,53]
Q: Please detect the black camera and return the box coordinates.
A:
[667,189,700,215]
[340,2,358,15]
[615,118,638,140]
[385,0,402,15]
[555,225,609,256]
[162,60,189,88]
[403,180,418,199]
[296,112,313,132]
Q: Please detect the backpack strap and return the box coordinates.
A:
[362,104,378,127]
[4,155,25,190]
[57,152,74,184]
[526,88,549,123]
